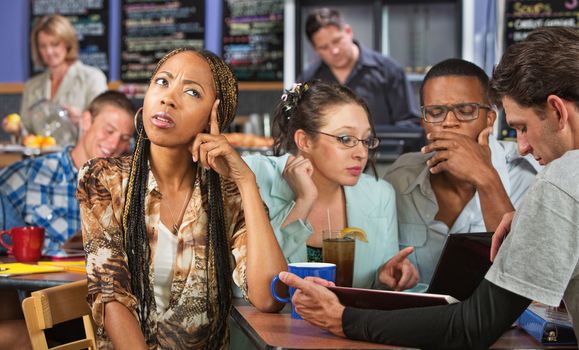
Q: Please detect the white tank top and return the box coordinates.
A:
[154,223,178,312]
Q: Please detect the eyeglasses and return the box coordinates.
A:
[314,131,380,150]
[421,102,492,123]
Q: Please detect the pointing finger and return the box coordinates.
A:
[210,99,220,135]
[389,246,415,266]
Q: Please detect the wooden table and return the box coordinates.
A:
[232,300,404,349]
[0,270,85,290]
[231,300,577,350]
[0,151,22,167]
[0,257,85,300]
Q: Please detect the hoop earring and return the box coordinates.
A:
[133,107,148,140]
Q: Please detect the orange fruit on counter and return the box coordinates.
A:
[23,135,42,148]
[23,135,56,149]
[40,136,56,148]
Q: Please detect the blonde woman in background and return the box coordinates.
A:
[2,15,107,145]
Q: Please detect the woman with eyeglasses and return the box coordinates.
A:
[243,81,418,290]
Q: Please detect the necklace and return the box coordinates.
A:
[164,187,193,234]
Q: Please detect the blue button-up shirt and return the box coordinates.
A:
[0,146,79,256]
[384,137,541,287]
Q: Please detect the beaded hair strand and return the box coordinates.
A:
[197,49,238,350]
[121,47,239,347]
[121,109,153,339]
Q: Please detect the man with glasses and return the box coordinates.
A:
[274,26,579,348]
[299,8,419,126]
[384,58,540,287]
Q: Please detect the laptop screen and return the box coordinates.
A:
[427,232,493,301]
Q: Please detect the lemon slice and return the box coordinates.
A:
[339,227,368,243]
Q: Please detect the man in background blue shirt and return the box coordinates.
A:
[299,7,419,126]
[0,90,134,256]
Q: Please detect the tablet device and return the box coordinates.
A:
[426,232,493,301]
[328,285,458,311]
[329,232,493,309]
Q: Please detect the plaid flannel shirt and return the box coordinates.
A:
[0,146,79,256]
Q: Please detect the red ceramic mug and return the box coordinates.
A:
[0,226,45,263]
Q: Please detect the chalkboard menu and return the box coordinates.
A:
[500,0,578,140]
[223,0,284,81]
[30,0,109,78]
[121,0,205,84]
[505,0,578,47]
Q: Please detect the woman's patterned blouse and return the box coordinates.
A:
[77,156,248,349]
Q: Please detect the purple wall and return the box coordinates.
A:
[0,1,29,82]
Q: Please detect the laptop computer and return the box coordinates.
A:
[426,232,493,301]
[328,232,493,309]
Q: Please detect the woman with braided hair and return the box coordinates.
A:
[77,48,287,349]
[244,81,418,290]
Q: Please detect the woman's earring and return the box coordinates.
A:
[133,107,148,140]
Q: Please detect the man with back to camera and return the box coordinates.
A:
[383,58,540,288]
[0,90,135,257]
[277,26,579,349]
[299,7,419,126]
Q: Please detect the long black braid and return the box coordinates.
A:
[197,49,238,349]
[122,48,238,348]
[122,110,153,339]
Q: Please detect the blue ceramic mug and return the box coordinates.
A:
[271,262,336,319]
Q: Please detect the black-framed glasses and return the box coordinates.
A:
[314,131,380,150]
[421,102,492,123]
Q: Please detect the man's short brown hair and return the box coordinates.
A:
[87,90,135,122]
[490,27,579,114]
[305,8,345,43]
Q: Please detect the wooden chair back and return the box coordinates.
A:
[22,280,96,350]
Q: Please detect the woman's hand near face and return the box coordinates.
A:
[281,155,318,228]
[192,100,288,312]
[191,100,254,185]
[283,155,318,202]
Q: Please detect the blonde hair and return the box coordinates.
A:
[30,15,79,67]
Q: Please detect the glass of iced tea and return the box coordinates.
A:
[322,229,355,287]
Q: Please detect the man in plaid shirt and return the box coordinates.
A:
[0,91,134,256]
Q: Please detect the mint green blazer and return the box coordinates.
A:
[244,154,399,289]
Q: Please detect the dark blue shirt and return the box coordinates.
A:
[299,43,420,126]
